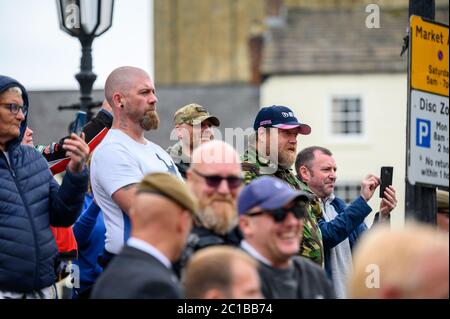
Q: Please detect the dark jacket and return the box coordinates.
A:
[318,195,371,279]
[259,256,336,299]
[0,75,88,293]
[82,108,113,142]
[91,245,182,299]
[187,225,243,250]
[174,225,243,277]
[72,194,106,298]
[45,108,113,175]
[35,109,111,163]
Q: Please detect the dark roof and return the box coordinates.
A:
[262,7,449,75]
[27,85,259,149]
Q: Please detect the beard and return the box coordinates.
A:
[196,194,238,236]
[141,110,160,131]
[278,146,296,168]
[262,134,296,169]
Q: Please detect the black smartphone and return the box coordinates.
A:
[379,166,393,198]
[71,111,87,136]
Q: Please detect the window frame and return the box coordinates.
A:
[325,94,367,143]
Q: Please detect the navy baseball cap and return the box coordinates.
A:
[238,176,311,215]
[253,105,311,135]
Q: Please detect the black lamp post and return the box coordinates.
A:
[56,0,114,121]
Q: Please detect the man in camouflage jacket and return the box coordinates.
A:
[167,103,220,179]
[241,105,324,266]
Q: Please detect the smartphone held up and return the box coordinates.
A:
[379,166,393,198]
[71,111,87,136]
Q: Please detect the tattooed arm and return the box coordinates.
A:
[112,183,138,216]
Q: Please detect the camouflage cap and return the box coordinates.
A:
[137,172,198,214]
[174,103,220,126]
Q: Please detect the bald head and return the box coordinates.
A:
[191,140,241,170]
[105,66,150,106]
[183,246,262,299]
[130,192,193,261]
[131,193,183,232]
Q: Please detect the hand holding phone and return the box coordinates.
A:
[71,111,87,136]
[379,166,393,198]
[65,111,89,173]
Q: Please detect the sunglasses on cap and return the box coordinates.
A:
[192,169,243,189]
[246,201,307,223]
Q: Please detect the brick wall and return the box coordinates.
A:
[154,0,265,85]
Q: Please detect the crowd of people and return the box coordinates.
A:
[0,68,448,299]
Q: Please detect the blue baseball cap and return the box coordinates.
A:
[253,105,311,135]
[238,176,311,215]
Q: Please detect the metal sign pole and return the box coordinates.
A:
[405,0,449,224]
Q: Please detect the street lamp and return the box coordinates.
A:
[56,0,114,120]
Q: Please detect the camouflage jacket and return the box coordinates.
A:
[241,147,324,267]
[166,142,191,180]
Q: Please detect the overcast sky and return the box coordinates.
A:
[0,0,153,90]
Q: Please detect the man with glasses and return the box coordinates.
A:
[238,176,335,299]
[177,140,244,273]
[0,75,89,298]
[167,103,220,179]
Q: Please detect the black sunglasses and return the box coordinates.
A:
[0,103,27,116]
[247,201,307,223]
[192,169,243,189]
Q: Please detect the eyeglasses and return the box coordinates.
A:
[192,169,243,189]
[0,103,27,116]
[246,202,307,223]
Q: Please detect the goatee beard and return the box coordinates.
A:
[141,110,160,131]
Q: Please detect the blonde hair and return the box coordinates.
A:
[349,223,449,298]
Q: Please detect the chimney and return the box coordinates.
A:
[248,20,264,85]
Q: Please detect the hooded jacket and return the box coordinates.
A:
[0,75,88,293]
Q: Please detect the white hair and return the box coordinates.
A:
[5,86,22,96]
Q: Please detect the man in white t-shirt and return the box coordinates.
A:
[91,66,181,260]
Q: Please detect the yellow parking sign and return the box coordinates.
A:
[410,15,449,97]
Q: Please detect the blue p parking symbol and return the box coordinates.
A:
[416,118,431,148]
